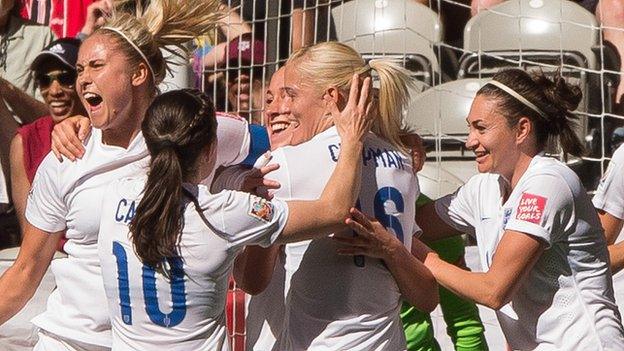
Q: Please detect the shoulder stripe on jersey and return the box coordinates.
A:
[241,124,270,167]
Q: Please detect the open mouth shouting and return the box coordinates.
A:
[83,92,103,113]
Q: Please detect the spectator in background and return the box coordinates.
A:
[0,0,53,247]
[9,38,84,237]
[17,0,93,38]
[201,33,266,123]
[222,0,336,60]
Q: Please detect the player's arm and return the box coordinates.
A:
[414,229,544,310]
[277,75,372,243]
[336,208,439,312]
[233,245,281,295]
[0,77,48,124]
[0,223,61,324]
[598,210,623,245]
[417,201,463,242]
[9,134,29,229]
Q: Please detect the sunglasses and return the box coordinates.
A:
[35,71,77,89]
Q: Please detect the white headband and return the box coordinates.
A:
[487,80,547,119]
[101,26,157,84]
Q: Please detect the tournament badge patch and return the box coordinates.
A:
[249,198,274,222]
[515,192,547,224]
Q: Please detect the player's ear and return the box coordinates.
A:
[515,116,532,145]
[323,86,341,107]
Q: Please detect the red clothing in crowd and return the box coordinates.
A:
[17,115,54,183]
[17,116,68,251]
[18,0,94,38]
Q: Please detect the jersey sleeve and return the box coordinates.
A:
[25,154,67,233]
[504,174,573,246]
[434,177,480,236]
[593,145,624,219]
[215,112,270,168]
[207,190,289,248]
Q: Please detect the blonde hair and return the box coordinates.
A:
[95,0,224,86]
[287,41,415,151]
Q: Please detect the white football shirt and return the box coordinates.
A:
[593,144,624,220]
[98,177,288,350]
[24,115,268,347]
[247,127,419,351]
[26,128,149,347]
[436,154,624,350]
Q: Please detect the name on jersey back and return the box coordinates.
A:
[328,144,405,170]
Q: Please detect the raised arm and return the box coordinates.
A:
[0,77,48,124]
[277,75,373,243]
[0,223,61,324]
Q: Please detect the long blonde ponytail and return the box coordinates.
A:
[287,42,414,151]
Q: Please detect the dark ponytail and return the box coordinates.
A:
[477,68,585,160]
[129,89,217,275]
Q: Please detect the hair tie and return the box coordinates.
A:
[101,26,157,84]
[487,80,547,119]
[158,138,177,150]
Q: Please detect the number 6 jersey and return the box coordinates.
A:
[252,127,419,351]
[98,178,288,351]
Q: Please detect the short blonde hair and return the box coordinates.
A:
[287,42,414,151]
[95,0,224,86]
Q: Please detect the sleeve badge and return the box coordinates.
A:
[515,192,547,224]
[249,198,274,222]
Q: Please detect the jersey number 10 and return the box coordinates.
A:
[112,242,187,327]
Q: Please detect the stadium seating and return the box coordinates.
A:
[403,78,488,198]
[332,0,443,87]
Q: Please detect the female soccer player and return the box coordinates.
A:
[98,83,372,350]
[0,1,225,349]
[237,41,439,351]
[345,68,624,350]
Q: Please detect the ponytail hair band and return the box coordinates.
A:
[157,139,177,150]
[487,80,548,120]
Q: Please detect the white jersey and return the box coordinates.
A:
[209,112,270,184]
[436,154,624,350]
[593,144,624,220]
[98,177,288,351]
[249,127,419,351]
[25,128,149,347]
[24,115,268,347]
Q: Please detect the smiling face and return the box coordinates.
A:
[35,60,84,123]
[465,94,520,179]
[75,33,136,131]
[264,67,295,149]
[274,63,332,147]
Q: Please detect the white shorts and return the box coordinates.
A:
[33,330,110,351]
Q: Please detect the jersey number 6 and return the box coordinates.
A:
[112,242,187,327]
[354,186,405,267]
